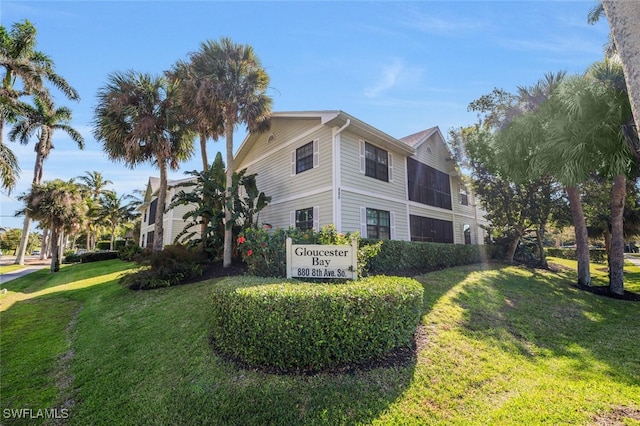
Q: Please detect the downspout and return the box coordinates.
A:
[332,119,351,232]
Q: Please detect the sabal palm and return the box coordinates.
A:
[18,179,85,272]
[542,65,634,294]
[93,70,195,252]
[188,37,272,267]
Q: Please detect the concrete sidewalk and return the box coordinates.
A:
[0,255,51,285]
[626,254,640,268]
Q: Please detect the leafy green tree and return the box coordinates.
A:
[185,37,272,268]
[171,152,270,259]
[18,179,85,272]
[93,71,196,252]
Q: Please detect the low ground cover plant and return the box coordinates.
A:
[210,275,424,372]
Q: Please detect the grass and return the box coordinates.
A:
[0,264,28,274]
[1,258,639,425]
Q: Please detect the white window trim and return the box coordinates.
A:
[291,139,320,176]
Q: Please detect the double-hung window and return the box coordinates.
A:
[295,207,314,231]
[291,140,319,175]
[366,208,391,240]
[360,141,392,182]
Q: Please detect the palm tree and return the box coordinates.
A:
[76,171,113,250]
[0,20,79,190]
[98,191,137,250]
[93,70,196,252]
[10,96,84,265]
[18,179,85,272]
[168,60,224,171]
[187,37,272,267]
[541,70,634,295]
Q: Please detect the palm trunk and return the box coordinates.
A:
[199,130,210,252]
[223,115,234,268]
[40,228,49,260]
[609,174,626,295]
[50,228,60,273]
[566,185,591,287]
[603,1,640,133]
[153,159,168,252]
[14,136,47,265]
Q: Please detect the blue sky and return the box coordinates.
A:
[1,1,608,229]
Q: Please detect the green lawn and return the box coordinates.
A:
[1,258,639,425]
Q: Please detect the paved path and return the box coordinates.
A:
[625,254,640,268]
[0,256,51,285]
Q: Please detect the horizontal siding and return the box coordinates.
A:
[240,125,334,203]
[340,129,407,204]
[258,190,333,230]
[240,118,320,161]
[341,190,409,240]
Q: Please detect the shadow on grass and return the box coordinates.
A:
[1,261,424,425]
[449,264,640,388]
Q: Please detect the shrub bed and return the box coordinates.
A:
[80,251,119,263]
[210,275,424,373]
[546,248,607,264]
[119,245,204,290]
[362,239,487,275]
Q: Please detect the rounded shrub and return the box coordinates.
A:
[211,275,424,373]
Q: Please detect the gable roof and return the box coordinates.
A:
[234,110,415,166]
[399,127,439,147]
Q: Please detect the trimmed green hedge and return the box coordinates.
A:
[362,239,488,275]
[211,275,424,372]
[546,248,607,264]
[81,251,119,263]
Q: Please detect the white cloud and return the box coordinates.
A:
[363,59,424,99]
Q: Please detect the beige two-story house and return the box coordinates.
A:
[234,110,486,245]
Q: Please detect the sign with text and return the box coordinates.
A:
[286,238,358,280]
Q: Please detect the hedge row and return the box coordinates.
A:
[211,275,424,372]
[546,248,607,264]
[361,239,489,275]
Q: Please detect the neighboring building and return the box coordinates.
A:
[138,176,200,249]
[235,110,487,245]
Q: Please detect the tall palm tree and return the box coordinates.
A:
[187,37,272,267]
[0,20,79,190]
[18,179,85,272]
[168,60,224,171]
[93,70,196,252]
[10,96,84,265]
[76,170,113,250]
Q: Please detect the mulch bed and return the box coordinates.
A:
[576,284,640,302]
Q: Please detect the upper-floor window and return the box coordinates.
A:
[407,157,452,210]
[360,141,392,182]
[291,140,319,175]
[459,186,469,206]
